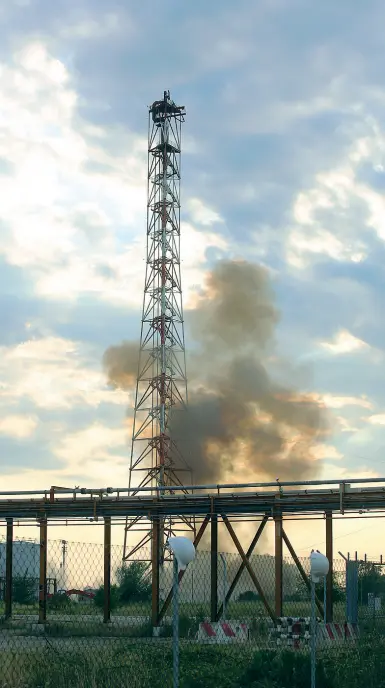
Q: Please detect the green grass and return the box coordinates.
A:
[2,640,385,688]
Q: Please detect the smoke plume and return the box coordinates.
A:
[104,260,329,484]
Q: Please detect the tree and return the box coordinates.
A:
[48,592,71,610]
[116,562,151,604]
[93,584,120,611]
[294,572,345,603]
[358,562,385,603]
[238,590,259,602]
[12,576,37,605]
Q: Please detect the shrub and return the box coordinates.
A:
[116,562,151,604]
[239,649,333,688]
[93,584,120,611]
[48,592,71,610]
[12,575,37,605]
[238,590,259,602]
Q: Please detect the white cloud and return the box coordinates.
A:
[320,330,368,355]
[186,198,224,226]
[0,41,228,309]
[58,14,122,40]
[54,422,130,484]
[312,444,344,461]
[321,394,372,409]
[0,335,127,410]
[286,128,385,268]
[367,414,385,426]
[0,414,38,438]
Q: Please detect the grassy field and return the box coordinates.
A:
[1,640,385,688]
[0,599,349,619]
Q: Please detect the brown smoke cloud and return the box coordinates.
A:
[104,260,329,484]
[103,341,138,391]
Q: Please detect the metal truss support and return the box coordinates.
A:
[103,517,111,623]
[210,514,218,622]
[124,90,195,562]
[157,515,210,625]
[222,515,275,620]
[326,511,333,622]
[38,519,47,624]
[5,519,13,620]
[282,528,324,617]
[275,515,283,617]
[216,515,269,621]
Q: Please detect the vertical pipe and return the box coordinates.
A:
[326,512,333,622]
[103,516,111,623]
[210,515,218,622]
[38,519,47,624]
[151,518,160,631]
[275,516,283,617]
[172,555,179,688]
[5,519,13,620]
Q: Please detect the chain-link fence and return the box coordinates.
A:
[1,535,385,687]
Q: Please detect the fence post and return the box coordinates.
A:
[275,516,283,617]
[211,514,218,622]
[326,512,333,622]
[39,519,47,624]
[5,518,13,620]
[151,517,160,631]
[103,516,111,623]
[346,560,358,624]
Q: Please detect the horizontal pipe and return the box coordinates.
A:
[1,476,385,498]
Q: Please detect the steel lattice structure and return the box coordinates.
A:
[123,91,195,561]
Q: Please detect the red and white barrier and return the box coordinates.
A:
[197,621,249,643]
[318,623,359,644]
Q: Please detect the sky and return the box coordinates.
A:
[1,0,385,555]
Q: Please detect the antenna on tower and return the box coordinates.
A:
[123,91,195,563]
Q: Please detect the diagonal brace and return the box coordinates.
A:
[222,514,275,621]
[157,514,210,625]
[216,515,269,621]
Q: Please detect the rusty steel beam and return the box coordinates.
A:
[157,515,210,624]
[5,519,13,620]
[38,519,47,624]
[326,511,333,622]
[103,517,111,623]
[282,528,324,617]
[211,514,218,622]
[151,518,161,629]
[216,515,269,621]
[222,514,275,621]
[275,516,283,617]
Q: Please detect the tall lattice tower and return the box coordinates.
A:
[123,91,195,562]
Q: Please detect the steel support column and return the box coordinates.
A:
[38,519,47,624]
[5,519,13,620]
[151,518,160,629]
[275,516,283,617]
[103,516,111,623]
[211,514,218,622]
[326,511,333,622]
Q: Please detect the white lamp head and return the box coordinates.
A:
[310,550,329,582]
[167,536,196,571]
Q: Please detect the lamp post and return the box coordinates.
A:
[310,550,329,688]
[167,537,196,688]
